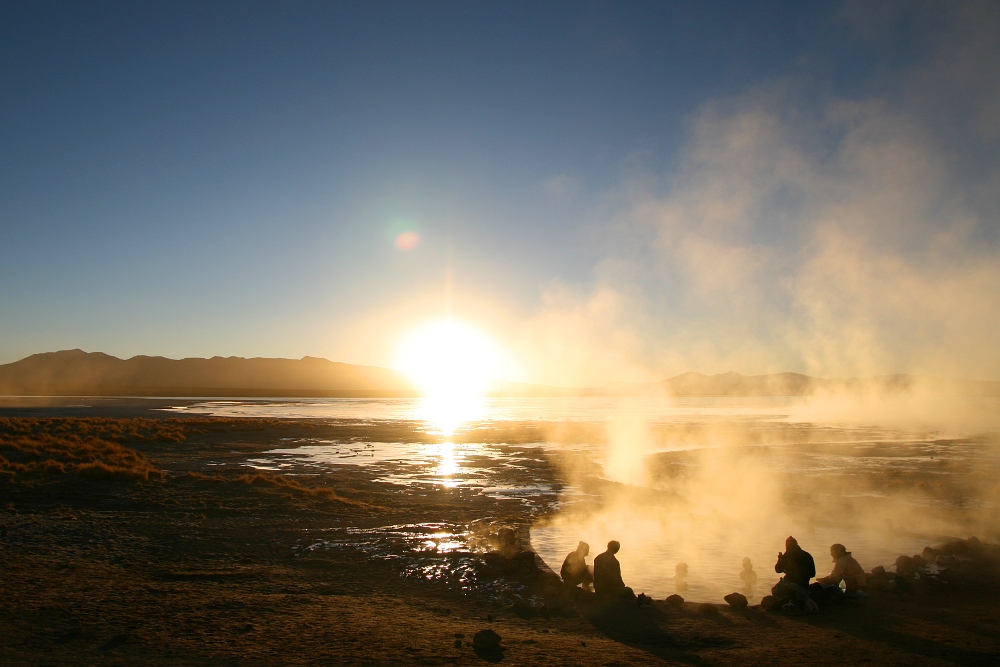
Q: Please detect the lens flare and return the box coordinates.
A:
[394,231,420,250]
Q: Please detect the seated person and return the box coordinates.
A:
[560,541,593,590]
[773,536,818,612]
[593,540,634,599]
[774,536,816,588]
[817,543,867,596]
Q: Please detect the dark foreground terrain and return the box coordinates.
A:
[2,415,999,665]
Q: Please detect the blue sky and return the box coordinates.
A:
[2,1,998,382]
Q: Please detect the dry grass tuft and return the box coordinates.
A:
[0,418,164,482]
[181,469,366,506]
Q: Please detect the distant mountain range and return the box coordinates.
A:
[0,349,417,397]
[1,350,997,398]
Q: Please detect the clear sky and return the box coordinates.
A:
[2,1,999,383]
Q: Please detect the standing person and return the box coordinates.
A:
[593,540,633,599]
[560,541,593,590]
[817,543,867,596]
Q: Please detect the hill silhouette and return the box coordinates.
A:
[0,350,417,397]
[1,350,997,398]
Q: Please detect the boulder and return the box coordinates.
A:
[759,595,776,610]
[473,629,502,650]
[665,594,684,607]
[724,592,749,609]
[896,555,917,578]
[870,565,886,578]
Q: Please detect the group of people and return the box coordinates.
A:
[560,535,867,612]
[773,536,867,611]
[560,540,635,600]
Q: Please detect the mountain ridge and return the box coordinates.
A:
[1,350,997,398]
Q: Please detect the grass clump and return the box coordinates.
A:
[0,418,163,482]
[183,469,366,506]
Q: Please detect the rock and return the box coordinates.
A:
[911,554,927,567]
[724,592,748,609]
[665,594,684,606]
[922,546,939,560]
[870,565,886,578]
[896,555,917,578]
[454,633,464,639]
[935,537,982,558]
[511,550,539,576]
[759,595,776,610]
[453,639,462,649]
[473,629,502,650]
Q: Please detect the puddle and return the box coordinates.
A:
[294,521,539,604]
[247,440,556,499]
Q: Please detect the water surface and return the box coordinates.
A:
[166,395,1000,601]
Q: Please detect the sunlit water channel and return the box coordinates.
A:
[165,396,1000,602]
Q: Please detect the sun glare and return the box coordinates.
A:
[396,319,501,434]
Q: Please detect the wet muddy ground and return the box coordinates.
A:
[2,415,1000,665]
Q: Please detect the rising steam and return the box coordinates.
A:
[528,3,1000,602]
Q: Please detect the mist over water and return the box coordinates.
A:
[169,394,1000,601]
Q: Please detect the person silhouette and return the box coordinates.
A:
[740,557,757,593]
[560,541,593,590]
[593,540,634,600]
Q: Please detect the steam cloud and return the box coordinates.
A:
[516,1,1000,387]
[528,3,1000,601]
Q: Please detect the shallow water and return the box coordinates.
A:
[166,395,1000,602]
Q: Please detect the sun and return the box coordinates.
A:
[395,319,501,433]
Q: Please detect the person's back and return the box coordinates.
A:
[560,541,592,589]
[775,537,815,589]
[593,540,625,595]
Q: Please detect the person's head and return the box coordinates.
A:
[742,557,753,571]
[576,541,590,557]
[785,536,799,552]
[675,562,688,577]
[830,543,847,560]
[607,540,621,554]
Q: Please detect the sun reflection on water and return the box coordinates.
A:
[427,441,461,487]
[416,394,486,436]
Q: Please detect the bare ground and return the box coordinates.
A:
[1,417,999,666]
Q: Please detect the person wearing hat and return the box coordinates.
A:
[772,536,818,612]
[817,543,867,596]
